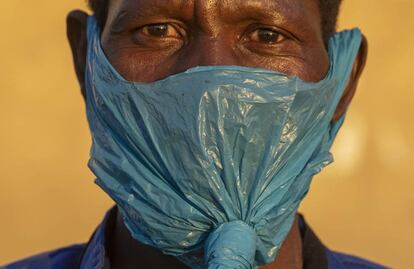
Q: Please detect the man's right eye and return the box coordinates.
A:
[138,23,181,38]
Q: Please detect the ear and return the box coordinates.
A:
[67,10,89,101]
[331,34,368,123]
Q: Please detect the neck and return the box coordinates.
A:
[108,212,303,269]
[261,217,303,269]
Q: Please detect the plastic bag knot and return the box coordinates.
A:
[205,221,257,269]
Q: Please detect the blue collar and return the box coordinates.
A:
[78,207,116,269]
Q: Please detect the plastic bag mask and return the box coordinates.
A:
[85,16,362,269]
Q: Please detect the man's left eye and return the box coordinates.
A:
[249,28,285,44]
[140,23,180,38]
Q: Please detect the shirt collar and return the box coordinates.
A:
[78,207,116,269]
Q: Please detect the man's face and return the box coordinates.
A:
[100,0,329,83]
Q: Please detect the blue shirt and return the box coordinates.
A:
[1,208,388,269]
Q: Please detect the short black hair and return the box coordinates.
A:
[88,0,342,44]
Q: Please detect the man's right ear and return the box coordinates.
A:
[67,10,89,100]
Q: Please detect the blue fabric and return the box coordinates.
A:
[0,245,84,269]
[327,251,388,269]
[1,210,388,269]
[84,15,362,268]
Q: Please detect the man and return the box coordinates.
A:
[2,0,387,268]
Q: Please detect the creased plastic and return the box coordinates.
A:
[85,16,362,269]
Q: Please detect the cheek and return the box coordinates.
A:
[107,49,187,83]
[300,46,330,82]
[235,49,329,83]
[101,36,184,83]
[109,52,166,82]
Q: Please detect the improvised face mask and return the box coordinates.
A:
[85,16,362,269]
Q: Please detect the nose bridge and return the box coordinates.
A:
[171,0,240,72]
[180,34,240,70]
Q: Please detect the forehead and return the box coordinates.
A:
[107,0,318,14]
[106,0,322,34]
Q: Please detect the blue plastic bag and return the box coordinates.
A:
[85,16,362,268]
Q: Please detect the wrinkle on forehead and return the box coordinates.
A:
[218,0,300,20]
[107,0,194,23]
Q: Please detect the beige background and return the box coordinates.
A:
[0,0,413,268]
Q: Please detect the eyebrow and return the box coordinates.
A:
[218,0,316,37]
[109,0,193,34]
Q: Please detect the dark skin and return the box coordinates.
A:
[67,0,368,268]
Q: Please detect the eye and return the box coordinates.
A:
[139,23,180,38]
[249,28,285,44]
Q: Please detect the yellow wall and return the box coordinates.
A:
[0,1,413,268]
